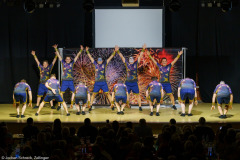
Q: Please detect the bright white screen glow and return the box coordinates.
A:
[95,9,163,48]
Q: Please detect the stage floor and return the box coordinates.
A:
[1,103,240,123]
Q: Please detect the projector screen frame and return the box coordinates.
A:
[93,6,165,48]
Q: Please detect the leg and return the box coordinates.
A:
[36,96,42,106]
[169,93,175,105]
[82,104,86,111]
[156,104,160,113]
[37,101,45,114]
[224,105,228,115]
[121,103,126,111]
[181,102,186,116]
[21,103,27,115]
[62,102,69,114]
[218,105,223,115]
[107,93,112,104]
[188,101,194,115]
[91,93,97,106]
[50,100,54,108]
[149,101,153,116]
[116,102,121,113]
[16,104,20,116]
[76,104,80,112]
[137,94,142,111]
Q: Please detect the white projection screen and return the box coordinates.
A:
[94,8,164,48]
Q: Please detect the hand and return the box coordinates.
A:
[80,45,84,50]
[160,100,163,104]
[115,45,119,52]
[28,102,32,108]
[143,43,147,49]
[178,50,183,56]
[228,105,233,109]
[194,100,198,106]
[52,44,58,49]
[70,104,73,109]
[211,105,215,110]
[31,50,36,56]
[52,89,56,94]
[86,46,89,51]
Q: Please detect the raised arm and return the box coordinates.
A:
[138,43,146,63]
[28,90,32,108]
[51,53,58,66]
[116,45,125,63]
[52,44,62,61]
[31,51,40,66]
[86,46,94,63]
[171,50,183,66]
[107,45,118,64]
[147,51,158,66]
[74,45,84,62]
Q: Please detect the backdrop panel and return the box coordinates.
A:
[62,48,183,104]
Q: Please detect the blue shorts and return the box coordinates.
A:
[162,83,172,94]
[150,95,161,104]
[44,95,63,103]
[93,81,109,93]
[61,80,74,92]
[14,93,27,104]
[125,81,139,94]
[37,83,48,97]
[180,89,195,102]
[75,97,87,104]
[217,96,230,105]
[115,96,127,103]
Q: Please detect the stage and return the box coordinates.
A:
[1,103,240,134]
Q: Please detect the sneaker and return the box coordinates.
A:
[76,112,80,115]
[112,106,115,111]
[219,115,224,119]
[33,106,39,109]
[188,113,193,116]
[66,113,70,116]
[16,115,20,118]
[139,107,142,111]
[156,112,160,116]
[223,115,227,118]
[51,106,56,109]
[150,112,153,116]
[82,111,86,115]
[117,112,121,115]
[120,111,124,115]
[89,106,92,111]
[57,106,61,111]
[35,113,38,116]
[180,113,185,117]
[21,115,25,118]
[172,105,177,110]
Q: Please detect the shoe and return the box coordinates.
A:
[82,111,86,115]
[89,106,92,111]
[16,115,20,118]
[139,107,142,111]
[150,112,153,116]
[76,112,80,115]
[57,106,61,111]
[33,106,39,109]
[180,113,185,117]
[188,113,193,116]
[66,113,70,116]
[117,112,121,115]
[21,115,25,118]
[223,115,227,118]
[219,115,224,119]
[156,112,160,116]
[172,105,177,110]
[35,113,38,116]
[112,106,115,111]
[121,111,124,115]
[51,106,56,109]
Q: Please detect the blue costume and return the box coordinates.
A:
[179,78,196,102]
[44,78,63,103]
[113,83,128,103]
[14,82,31,104]
[214,84,232,105]
[93,61,109,93]
[61,60,75,92]
[157,63,172,94]
[125,61,139,94]
[74,84,90,104]
[147,81,163,104]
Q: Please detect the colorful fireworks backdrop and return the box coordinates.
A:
[63,48,183,105]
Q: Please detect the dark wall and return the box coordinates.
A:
[1,0,240,103]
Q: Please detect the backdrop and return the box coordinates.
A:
[1,0,240,103]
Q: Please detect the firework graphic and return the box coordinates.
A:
[64,48,183,105]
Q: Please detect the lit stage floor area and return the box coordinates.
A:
[0,103,240,123]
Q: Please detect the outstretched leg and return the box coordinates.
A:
[36,101,45,114]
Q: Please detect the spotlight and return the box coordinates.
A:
[56,0,61,8]
[83,0,94,12]
[39,2,44,8]
[24,0,36,13]
[221,0,232,12]
[207,1,213,7]
[169,0,182,12]
[216,2,221,7]
[201,2,206,7]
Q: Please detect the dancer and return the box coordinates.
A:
[211,81,233,119]
[148,50,183,110]
[178,78,197,117]
[31,49,57,109]
[86,46,116,110]
[117,44,146,111]
[13,79,32,118]
[146,77,164,116]
[112,80,128,115]
[54,44,83,110]
[71,81,91,115]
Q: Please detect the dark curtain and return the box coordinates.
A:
[0,0,84,103]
